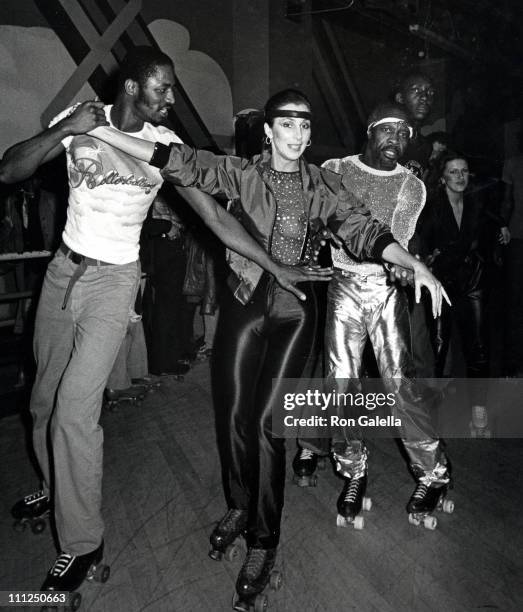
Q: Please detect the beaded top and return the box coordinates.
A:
[268,168,308,265]
[322,155,425,274]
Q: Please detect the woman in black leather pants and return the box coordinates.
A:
[418,152,503,432]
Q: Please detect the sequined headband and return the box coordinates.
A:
[367,117,413,138]
[265,110,312,122]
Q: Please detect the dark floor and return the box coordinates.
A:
[1,358,523,612]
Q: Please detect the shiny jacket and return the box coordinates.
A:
[161,147,395,304]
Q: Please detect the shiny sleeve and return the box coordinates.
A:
[160,144,247,200]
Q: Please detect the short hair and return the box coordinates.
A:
[264,89,311,126]
[438,151,468,176]
[392,70,433,99]
[118,46,173,88]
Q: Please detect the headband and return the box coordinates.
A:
[367,117,413,138]
[265,109,312,122]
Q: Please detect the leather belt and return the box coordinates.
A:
[59,241,113,266]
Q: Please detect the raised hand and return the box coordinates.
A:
[62,101,108,135]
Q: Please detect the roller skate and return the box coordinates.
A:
[407,464,454,530]
[131,375,161,393]
[469,405,491,438]
[209,509,247,562]
[104,385,147,412]
[233,547,281,612]
[12,489,50,534]
[40,540,110,611]
[336,473,372,530]
[292,446,319,487]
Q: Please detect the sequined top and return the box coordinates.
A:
[322,155,426,275]
[268,168,308,265]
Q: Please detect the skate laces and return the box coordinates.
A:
[219,509,244,531]
[412,482,429,500]
[299,448,315,460]
[243,548,267,578]
[343,477,363,503]
[49,553,75,577]
[24,490,47,503]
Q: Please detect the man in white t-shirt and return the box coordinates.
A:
[0,46,326,594]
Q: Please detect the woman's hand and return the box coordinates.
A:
[499,226,511,245]
[412,261,451,318]
[272,263,333,300]
[310,225,342,264]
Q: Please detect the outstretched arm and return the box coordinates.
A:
[381,242,450,317]
[175,187,332,301]
[311,224,449,317]
[0,101,108,184]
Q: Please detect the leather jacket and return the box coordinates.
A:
[161,147,395,304]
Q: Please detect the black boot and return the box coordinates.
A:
[234,547,280,611]
[209,509,247,561]
[292,447,318,487]
[336,474,371,529]
[41,540,109,601]
[407,465,453,530]
[11,490,50,534]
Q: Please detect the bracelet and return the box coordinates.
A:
[149,142,173,168]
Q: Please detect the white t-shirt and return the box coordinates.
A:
[49,104,181,264]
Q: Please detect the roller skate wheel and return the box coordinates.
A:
[408,513,421,526]
[232,593,249,612]
[336,513,348,528]
[70,592,82,611]
[423,515,437,530]
[254,593,268,612]
[269,570,282,590]
[95,563,110,583]
[362,497,372,512]
[31,518,46,534]
[224,543,240,562]
[353,515,365,530]
[208,548,223,561]
[13,520,27,533]
[442,499,454,514]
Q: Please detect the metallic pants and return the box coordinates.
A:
[325,271,445,477]
[212,273,317,549]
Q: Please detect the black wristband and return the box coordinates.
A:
[149,142,173,168]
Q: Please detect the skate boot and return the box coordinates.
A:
[104,385,147,411]
[336,473,372,530]
[469,405,491,438]
[209,509,247,561]
[131,376,161,393]
[292,446,319,487]
[40,541,109,611]
[233,547,281,612]
[407,464,454,530]
[11,490,50,534]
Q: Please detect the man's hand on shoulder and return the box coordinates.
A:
[60,101,108,136]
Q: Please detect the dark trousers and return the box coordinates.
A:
[505,239,523,375]
[144,237,193,374]
[212,274,317,549]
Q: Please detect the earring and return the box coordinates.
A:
[265,136,272,145]
[306,139,312,147]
